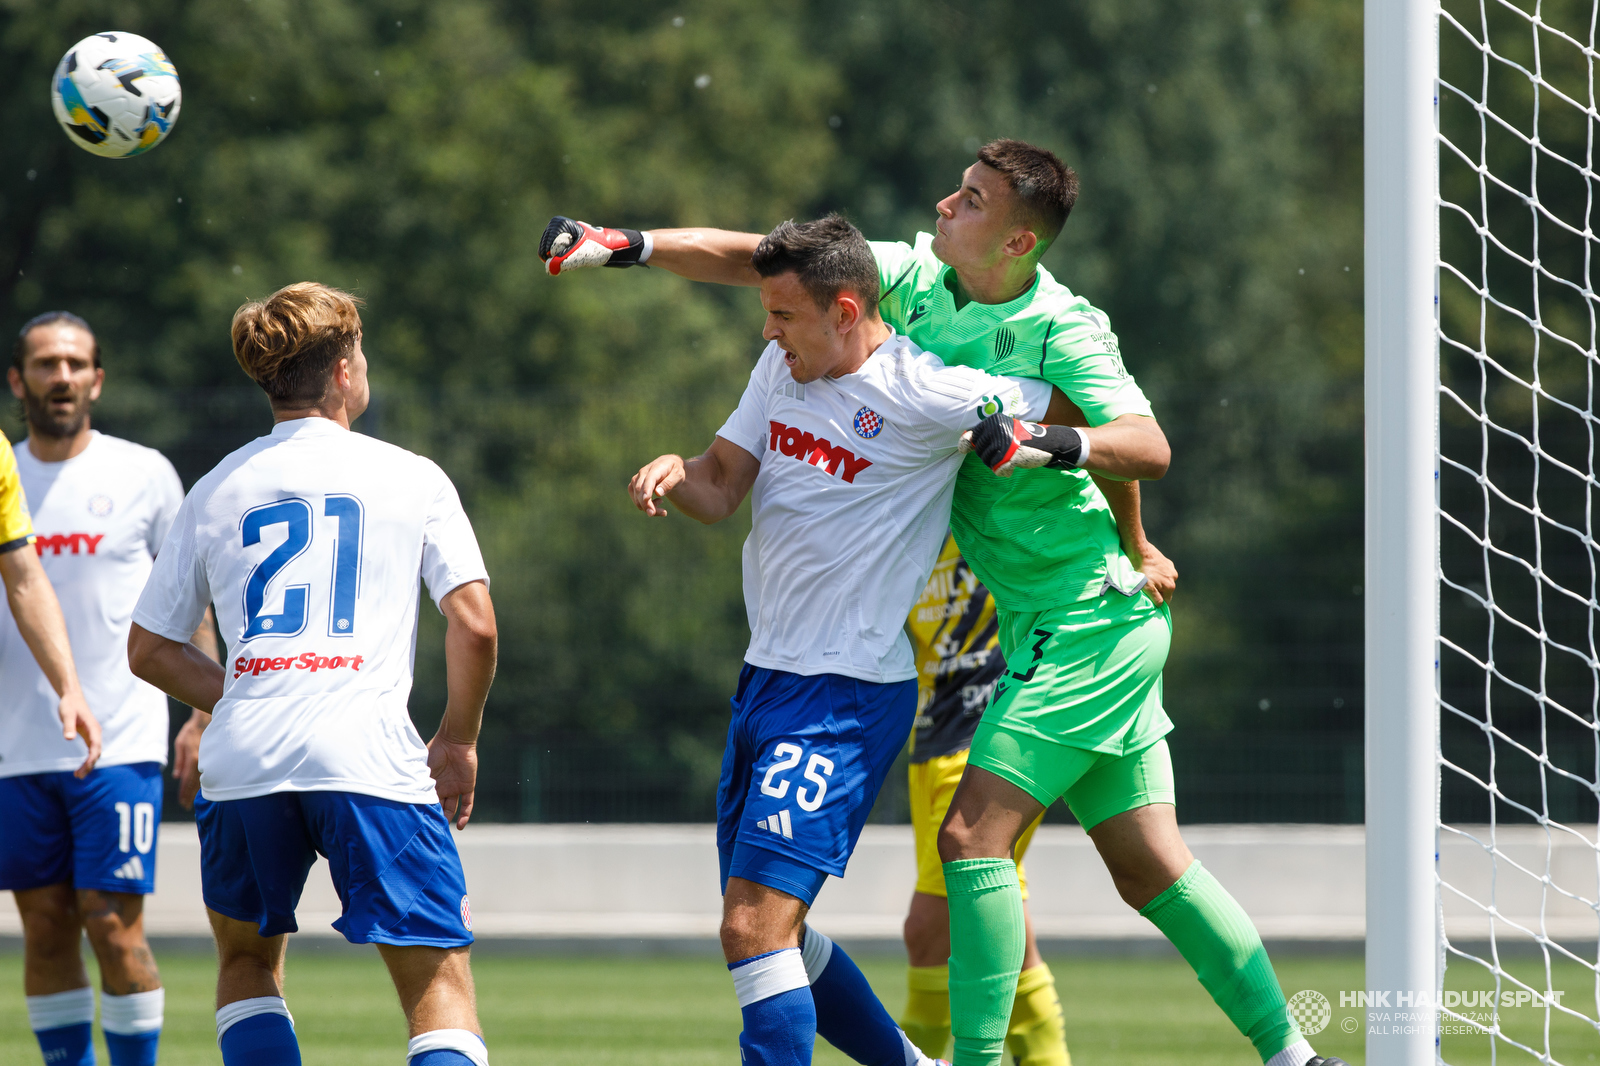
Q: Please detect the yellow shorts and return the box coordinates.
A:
[909,748,1044,899]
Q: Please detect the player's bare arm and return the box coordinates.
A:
[172,606,220,808]
[965,411,1168,482]
[629,436,761,523]
[1095,481,1178,606]
[0,546,100,776]
[430,579,497,830]
[1013,390,1177,605]
[540,216,761,283]
[126,622,225,715]
[646,228,762,284]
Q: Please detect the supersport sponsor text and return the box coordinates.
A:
[234,651,366,679]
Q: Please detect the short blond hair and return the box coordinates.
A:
[231,282,363,406]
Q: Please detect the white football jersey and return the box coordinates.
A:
[132,418,489,804]
[0,433,183,777]
[716,334,1050,683]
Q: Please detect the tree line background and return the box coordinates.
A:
[1,0,1372,823]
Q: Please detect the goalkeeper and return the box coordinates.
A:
[541,138,1343,1066]
[902,533,1068,1066]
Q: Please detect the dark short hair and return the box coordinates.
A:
[751,215,880,316]
[977,139,1079,246]
[13,312,101,369]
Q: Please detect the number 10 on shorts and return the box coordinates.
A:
[114,801,155,854]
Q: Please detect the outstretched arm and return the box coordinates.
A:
[646,229,763,285]
[0,547,100,776]
[541,215,762,285]
[628,437,761,524]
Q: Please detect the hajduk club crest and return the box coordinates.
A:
[853,406,883,439]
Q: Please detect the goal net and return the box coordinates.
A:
[1430,0,1600,1061]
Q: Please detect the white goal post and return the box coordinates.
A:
[1365,2,1442,1065]
[1367,1,1600,1064]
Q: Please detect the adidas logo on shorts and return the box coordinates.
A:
[112,856,145,881]
[756,809,794,839]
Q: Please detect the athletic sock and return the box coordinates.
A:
[216,996,300,1066]
[408,1028,490,1066]
[27,987,96,1066]
[729,947,816,1066]
[944,858,1025,1066]
[1139,861,1301,1062]
[1262,1039,1316,1066]
[803,925,923,1066]
[101,988,164,1066]
[900,964,951,1060]
[1005,963,1069,1066]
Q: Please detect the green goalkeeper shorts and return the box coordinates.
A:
[968,592,1175,827]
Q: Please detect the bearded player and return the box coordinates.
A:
[625,215,1168,1066]
[545,140,1342,1066]
[128,282,498,1066]
[2,311,216,1066]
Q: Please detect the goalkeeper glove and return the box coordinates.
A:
[962,413,1090,476]
[539,216,650,275]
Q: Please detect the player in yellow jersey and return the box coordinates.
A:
[0,428,100,775]
[902,534,1066,1066]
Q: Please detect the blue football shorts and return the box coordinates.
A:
[716,664,916,906]
[0,763,164,895]
[195,790,473,947]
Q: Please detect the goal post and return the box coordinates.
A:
[1364,1,1443,1064]
[1368,0,1600,1062]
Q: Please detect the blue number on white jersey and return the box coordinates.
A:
[324,494,363,637]
[241,499,312,640]
[241,494,366,642]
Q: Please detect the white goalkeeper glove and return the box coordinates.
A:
[539,216,651,275]
[959,413,1091,477]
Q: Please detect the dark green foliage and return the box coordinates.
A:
[0,0,1364,821]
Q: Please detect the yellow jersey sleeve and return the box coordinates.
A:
[0,431,36,554]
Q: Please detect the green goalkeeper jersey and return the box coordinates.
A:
[871,232,1154,612]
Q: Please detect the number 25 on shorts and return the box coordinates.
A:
[759,742,835,811]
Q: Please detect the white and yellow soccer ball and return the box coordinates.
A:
[51,32,181,159]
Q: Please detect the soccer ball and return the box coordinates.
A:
[50,32,182,159]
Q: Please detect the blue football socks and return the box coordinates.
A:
[804,925,915,1066]
[102,989,164,1066]
[730,947,817,1066]
[27,988,96,1066]
[34,1023,95,1066]
[217,998,301,1066]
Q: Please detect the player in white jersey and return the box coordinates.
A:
[1,311,214,1066]
[627,217,1166,1066]
[127,283,499,1066]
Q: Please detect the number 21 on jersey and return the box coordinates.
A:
[240,494,364,641]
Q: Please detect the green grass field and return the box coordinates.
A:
[0,947,1592,1065]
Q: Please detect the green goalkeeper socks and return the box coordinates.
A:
[944,858,1025,1066]
[1139,860,1301,1062]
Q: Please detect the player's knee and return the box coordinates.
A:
[20,890,83,956]
[719,910,759,958]
[902,906,938,951]
[78,891,141,941]
[902,911,950,966]
[936,819,977,863]
[1107,868,1163,911]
